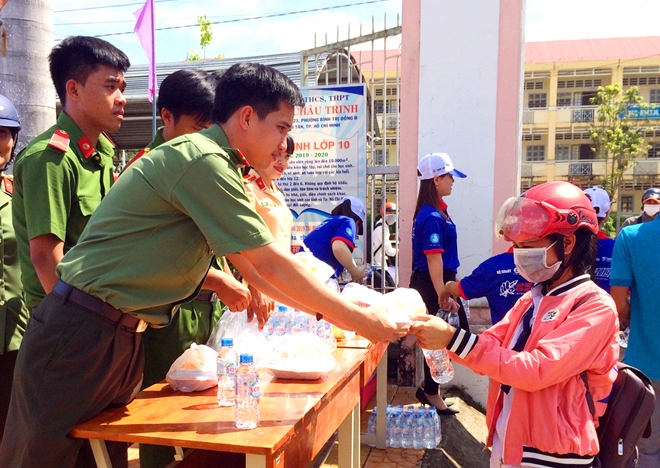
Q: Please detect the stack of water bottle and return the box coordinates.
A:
[366,404,442,449]
[421,309,460,384]
[262,303,336,350]
[216,338,260,430]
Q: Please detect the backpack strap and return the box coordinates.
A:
[580,371,596,417]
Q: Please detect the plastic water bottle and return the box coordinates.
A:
[461,298,471,319]
[217,338,238,407]
[391,405,403,448]
[619,327,630,348]
[423,407,440,448]
[235,354,260,430]
[386,404,396,447]
[366,407,377,447]
[447,311,460,329]
[273,304,291,336]
[422,348,454,384]
[400,406,414,448]
[412,408,425,449]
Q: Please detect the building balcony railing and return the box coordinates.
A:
[571,108,595,123]
[569,162,592,176]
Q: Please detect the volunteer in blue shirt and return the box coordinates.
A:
[410,152,468,415]
[444,247,532,325]
[304,196,367,282]
[583,186,614,293]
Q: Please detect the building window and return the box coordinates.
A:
[528,93,547,109]
[525,81,544,90]
[386,100,398,113]
[374,100,384,114]
[648,141,660,158]
[557,92,572,107]
[621,195,634,213]
[526,145,545,162]
[372,149,389,165]
[555,145,570,160]
[650,89,660,104]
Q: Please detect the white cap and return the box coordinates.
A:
[341,196,366,225]
[417,153,467,180]
[583,186,611,218]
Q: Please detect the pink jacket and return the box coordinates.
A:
[448,275,619,466]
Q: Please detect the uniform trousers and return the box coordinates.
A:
[139,298,221,468]
[0,349,17,443]
[410,268,469,396]
[0,291,144,468]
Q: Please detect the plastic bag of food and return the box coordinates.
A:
[166,343,218,392]
[265,332,336,380]
[383,287,427,323]
[295,250,335,282]
[206,308,272,368]
[340,282,385,308]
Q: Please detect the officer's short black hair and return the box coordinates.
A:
[212,62,304,124]
[50,36,130,107]
[157,69,218,126]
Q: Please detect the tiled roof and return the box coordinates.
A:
[525,36,660,63]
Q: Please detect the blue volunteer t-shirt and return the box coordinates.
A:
[412,203,459,273]
[610,216,660,380]
[458,251,532,324]
[594,231,614,293]
[304,215,356,278]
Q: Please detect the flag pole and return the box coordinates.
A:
[150,0,157,138]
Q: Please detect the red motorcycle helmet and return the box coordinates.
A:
[495,181,599,243]
[381,202,397,216]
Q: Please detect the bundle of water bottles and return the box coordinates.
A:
[216,339,261,430]
[367,404,442,449]
[262,303,336,351]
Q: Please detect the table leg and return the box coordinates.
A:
[375,352,388,449]
[338,401,360,468]
[245,453,267,468]
[89,439,113,468]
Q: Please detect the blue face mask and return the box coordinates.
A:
[513,241,562,283]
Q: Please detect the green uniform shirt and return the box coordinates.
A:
[12,112,115,309]
[58,124,274,324]
[0,177,29,354]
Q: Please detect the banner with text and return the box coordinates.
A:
[280,84,367,255]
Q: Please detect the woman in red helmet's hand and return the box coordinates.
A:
[411,181,620,468]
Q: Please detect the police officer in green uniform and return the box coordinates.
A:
[12,36,129,312]
[0,63,406,468]
[127,69,252,468]
[0,94,29,443]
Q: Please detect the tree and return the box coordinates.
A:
[197,15,212,59]
[589,84,651,218]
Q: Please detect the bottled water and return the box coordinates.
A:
[422,348,454,384]
[386,404,396,447]
[447,311,460,328]
[412,408,425,449]
[423,406,441,448]
[235,354,260,430]
[400,406,414,448]
[390,405,403,448]
[366,407,377,447]
[422,309,455,384]
[619,327,630,348]
[216,338,238,407]
[290,310,310,334]
[273,304,291,337]
[461,297,471,319]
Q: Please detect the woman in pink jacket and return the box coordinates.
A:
[411,181,619,468]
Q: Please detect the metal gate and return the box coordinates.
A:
[300,16,402,292]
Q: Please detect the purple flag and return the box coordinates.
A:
[134,0,157,102]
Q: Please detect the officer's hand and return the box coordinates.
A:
[215,278,251,312]
[247,284,274,330]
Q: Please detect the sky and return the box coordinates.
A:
[51,0,660,66]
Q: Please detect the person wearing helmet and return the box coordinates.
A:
[583,186,614,293]
[621,187,660,230]
[411,181,619,467]
[410,152,469,415]
[371,201,397,288]
[0,94,29,443]
[304,196,368,282]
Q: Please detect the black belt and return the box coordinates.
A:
[53,280,147,333]
[194,290,218,302]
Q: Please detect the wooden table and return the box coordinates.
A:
[336,336,388,449]
[71,348,368,468]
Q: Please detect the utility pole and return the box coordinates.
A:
[0,0,55,161]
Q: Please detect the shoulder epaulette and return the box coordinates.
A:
[48,129,70,153]
[2,175,14,195]
[243,173,257,184]
[123,148,150,171]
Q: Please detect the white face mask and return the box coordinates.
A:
[385,214,397,226]
[513,241,562,284]
[643,203,660,217]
